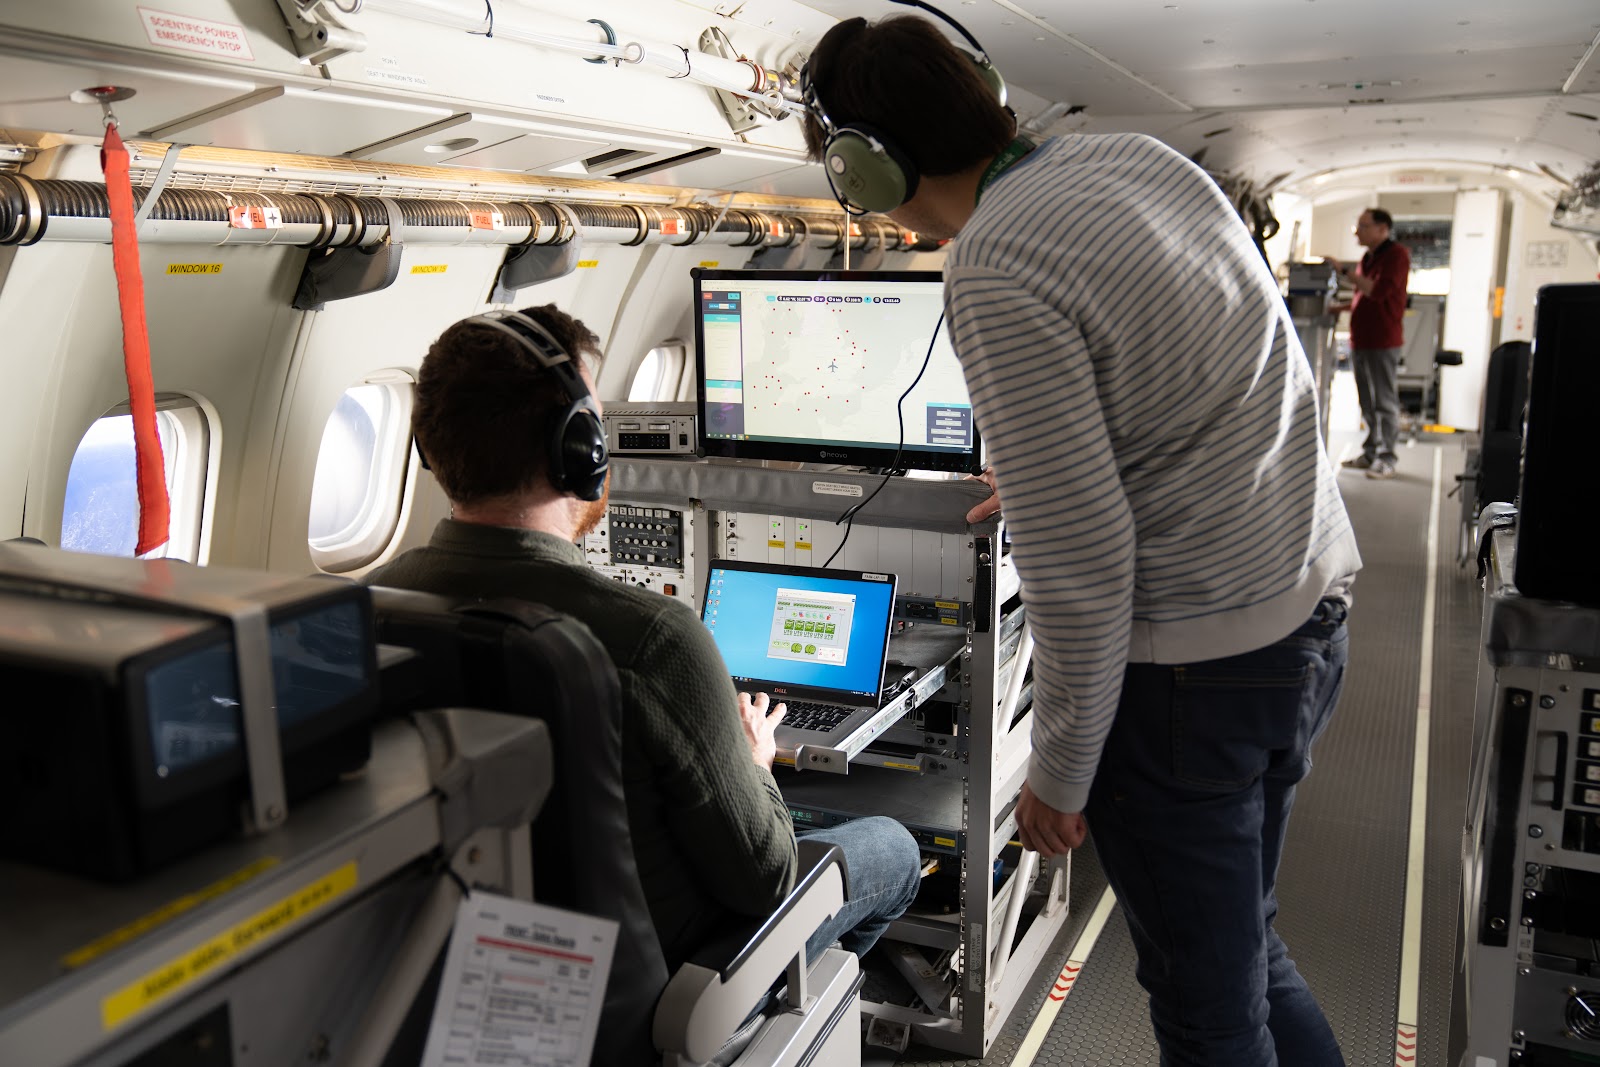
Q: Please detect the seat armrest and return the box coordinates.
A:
[1436,349,1464,366]
[686,843,849,979]
[796,837,851,897]
[654,846,848,1064]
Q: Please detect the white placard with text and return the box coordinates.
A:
[421,892,618,1067]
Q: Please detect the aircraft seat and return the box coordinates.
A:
[369,587,863,1067]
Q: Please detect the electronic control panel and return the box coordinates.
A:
[583,501,694,604]
[602,402,698,455]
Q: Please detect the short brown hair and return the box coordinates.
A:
[801,15,1013,178]
[412,304,600,505]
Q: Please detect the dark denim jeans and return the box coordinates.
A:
[1085,599,1350,1067]
[798,815,922,960]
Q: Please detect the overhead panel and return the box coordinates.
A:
[438,133,613,173]
[1023,0,1600,109]
[0,0,307,77]
[627,148,812,189]
[0,51,254,138]
[350,113,609,170]
[736,163,831,199]
[145,86,451,157]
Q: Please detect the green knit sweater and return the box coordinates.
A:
[366,519,797,968]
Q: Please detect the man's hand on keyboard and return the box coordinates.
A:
[739,691,787,771]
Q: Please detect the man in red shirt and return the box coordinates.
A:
[1329,208,1411,479]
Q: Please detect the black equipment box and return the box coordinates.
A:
[777,763,965,855]
[1516,284,1600,607]
[0,550,378,882]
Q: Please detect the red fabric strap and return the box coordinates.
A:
[101,124,170,556]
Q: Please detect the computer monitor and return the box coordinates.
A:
[693,268,981,473]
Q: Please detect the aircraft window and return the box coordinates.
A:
[308,379,414,573]
[61,398,210,562]
[627,343,687,402]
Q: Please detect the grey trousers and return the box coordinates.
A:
[1352,346,1402,462]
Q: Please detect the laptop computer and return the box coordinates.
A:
[701,559,898,766]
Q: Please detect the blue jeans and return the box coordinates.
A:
[797,816,921,960]
[1085,600,1349,1067]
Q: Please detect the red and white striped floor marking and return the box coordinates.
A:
[1395,1022,1419,1065]
[1012,886,1117,1066]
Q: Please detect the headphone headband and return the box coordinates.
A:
[471,310,575,371]
[462,309,609,502]
[884,0,990,63]
[803,5,1006,215]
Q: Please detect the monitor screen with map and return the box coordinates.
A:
[692,269,981,473]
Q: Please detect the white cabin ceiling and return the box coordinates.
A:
[797,0,1600,193]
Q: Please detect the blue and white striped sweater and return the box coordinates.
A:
[946,132,1361,814]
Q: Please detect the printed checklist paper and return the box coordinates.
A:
[421,893,618,1067]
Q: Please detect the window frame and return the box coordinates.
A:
[307,371,416,574]
[65,393,214,562]
[626,341,688,403]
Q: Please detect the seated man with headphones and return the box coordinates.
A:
[367,304,922,979]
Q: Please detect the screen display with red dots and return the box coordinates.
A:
[693,269,980,473]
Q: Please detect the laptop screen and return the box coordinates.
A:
[701,561,896,704]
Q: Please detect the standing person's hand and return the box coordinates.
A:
[966,467,1003,524]
[738,691,787,770]
[1014,781,1087,857]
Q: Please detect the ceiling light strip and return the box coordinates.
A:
[1561,29,1600,95]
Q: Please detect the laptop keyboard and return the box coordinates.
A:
[780,701,856,734]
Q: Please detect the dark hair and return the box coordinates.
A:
[801,15,1013,178]
[1367,207,1394,229]
[412,304,600,505]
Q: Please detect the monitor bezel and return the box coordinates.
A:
[692,268,982,474]
[126,586,380,808]
[699,557,898,706]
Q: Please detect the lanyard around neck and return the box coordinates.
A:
[975,135,1037,206]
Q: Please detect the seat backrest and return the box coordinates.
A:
[1476,340,1533,513]
[1481,340,1532,437]
[371,586,670,1066]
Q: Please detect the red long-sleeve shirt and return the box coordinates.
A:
[1349,239,1411,349]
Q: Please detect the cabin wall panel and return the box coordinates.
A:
[262,244,508,576]
[1440,188,1505,430]
[0,241,302,556]
[594,243,756,400]
[1497,190,1599,344]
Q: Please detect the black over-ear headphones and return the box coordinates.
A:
[802,0,1007,215]
[467,309,609,502]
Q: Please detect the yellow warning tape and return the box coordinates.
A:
[62,857,280,970]
[101,862,358,1031]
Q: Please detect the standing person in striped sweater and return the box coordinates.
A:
[802,14,1361,1067]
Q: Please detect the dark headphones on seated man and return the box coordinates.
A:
[465,309,610,502]
[801,0,1007,215]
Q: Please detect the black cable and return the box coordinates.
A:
[823,311,945,568]
[468,0,493,38]
[442,861,472,898]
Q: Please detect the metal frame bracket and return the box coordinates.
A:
[274,0,368,65]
